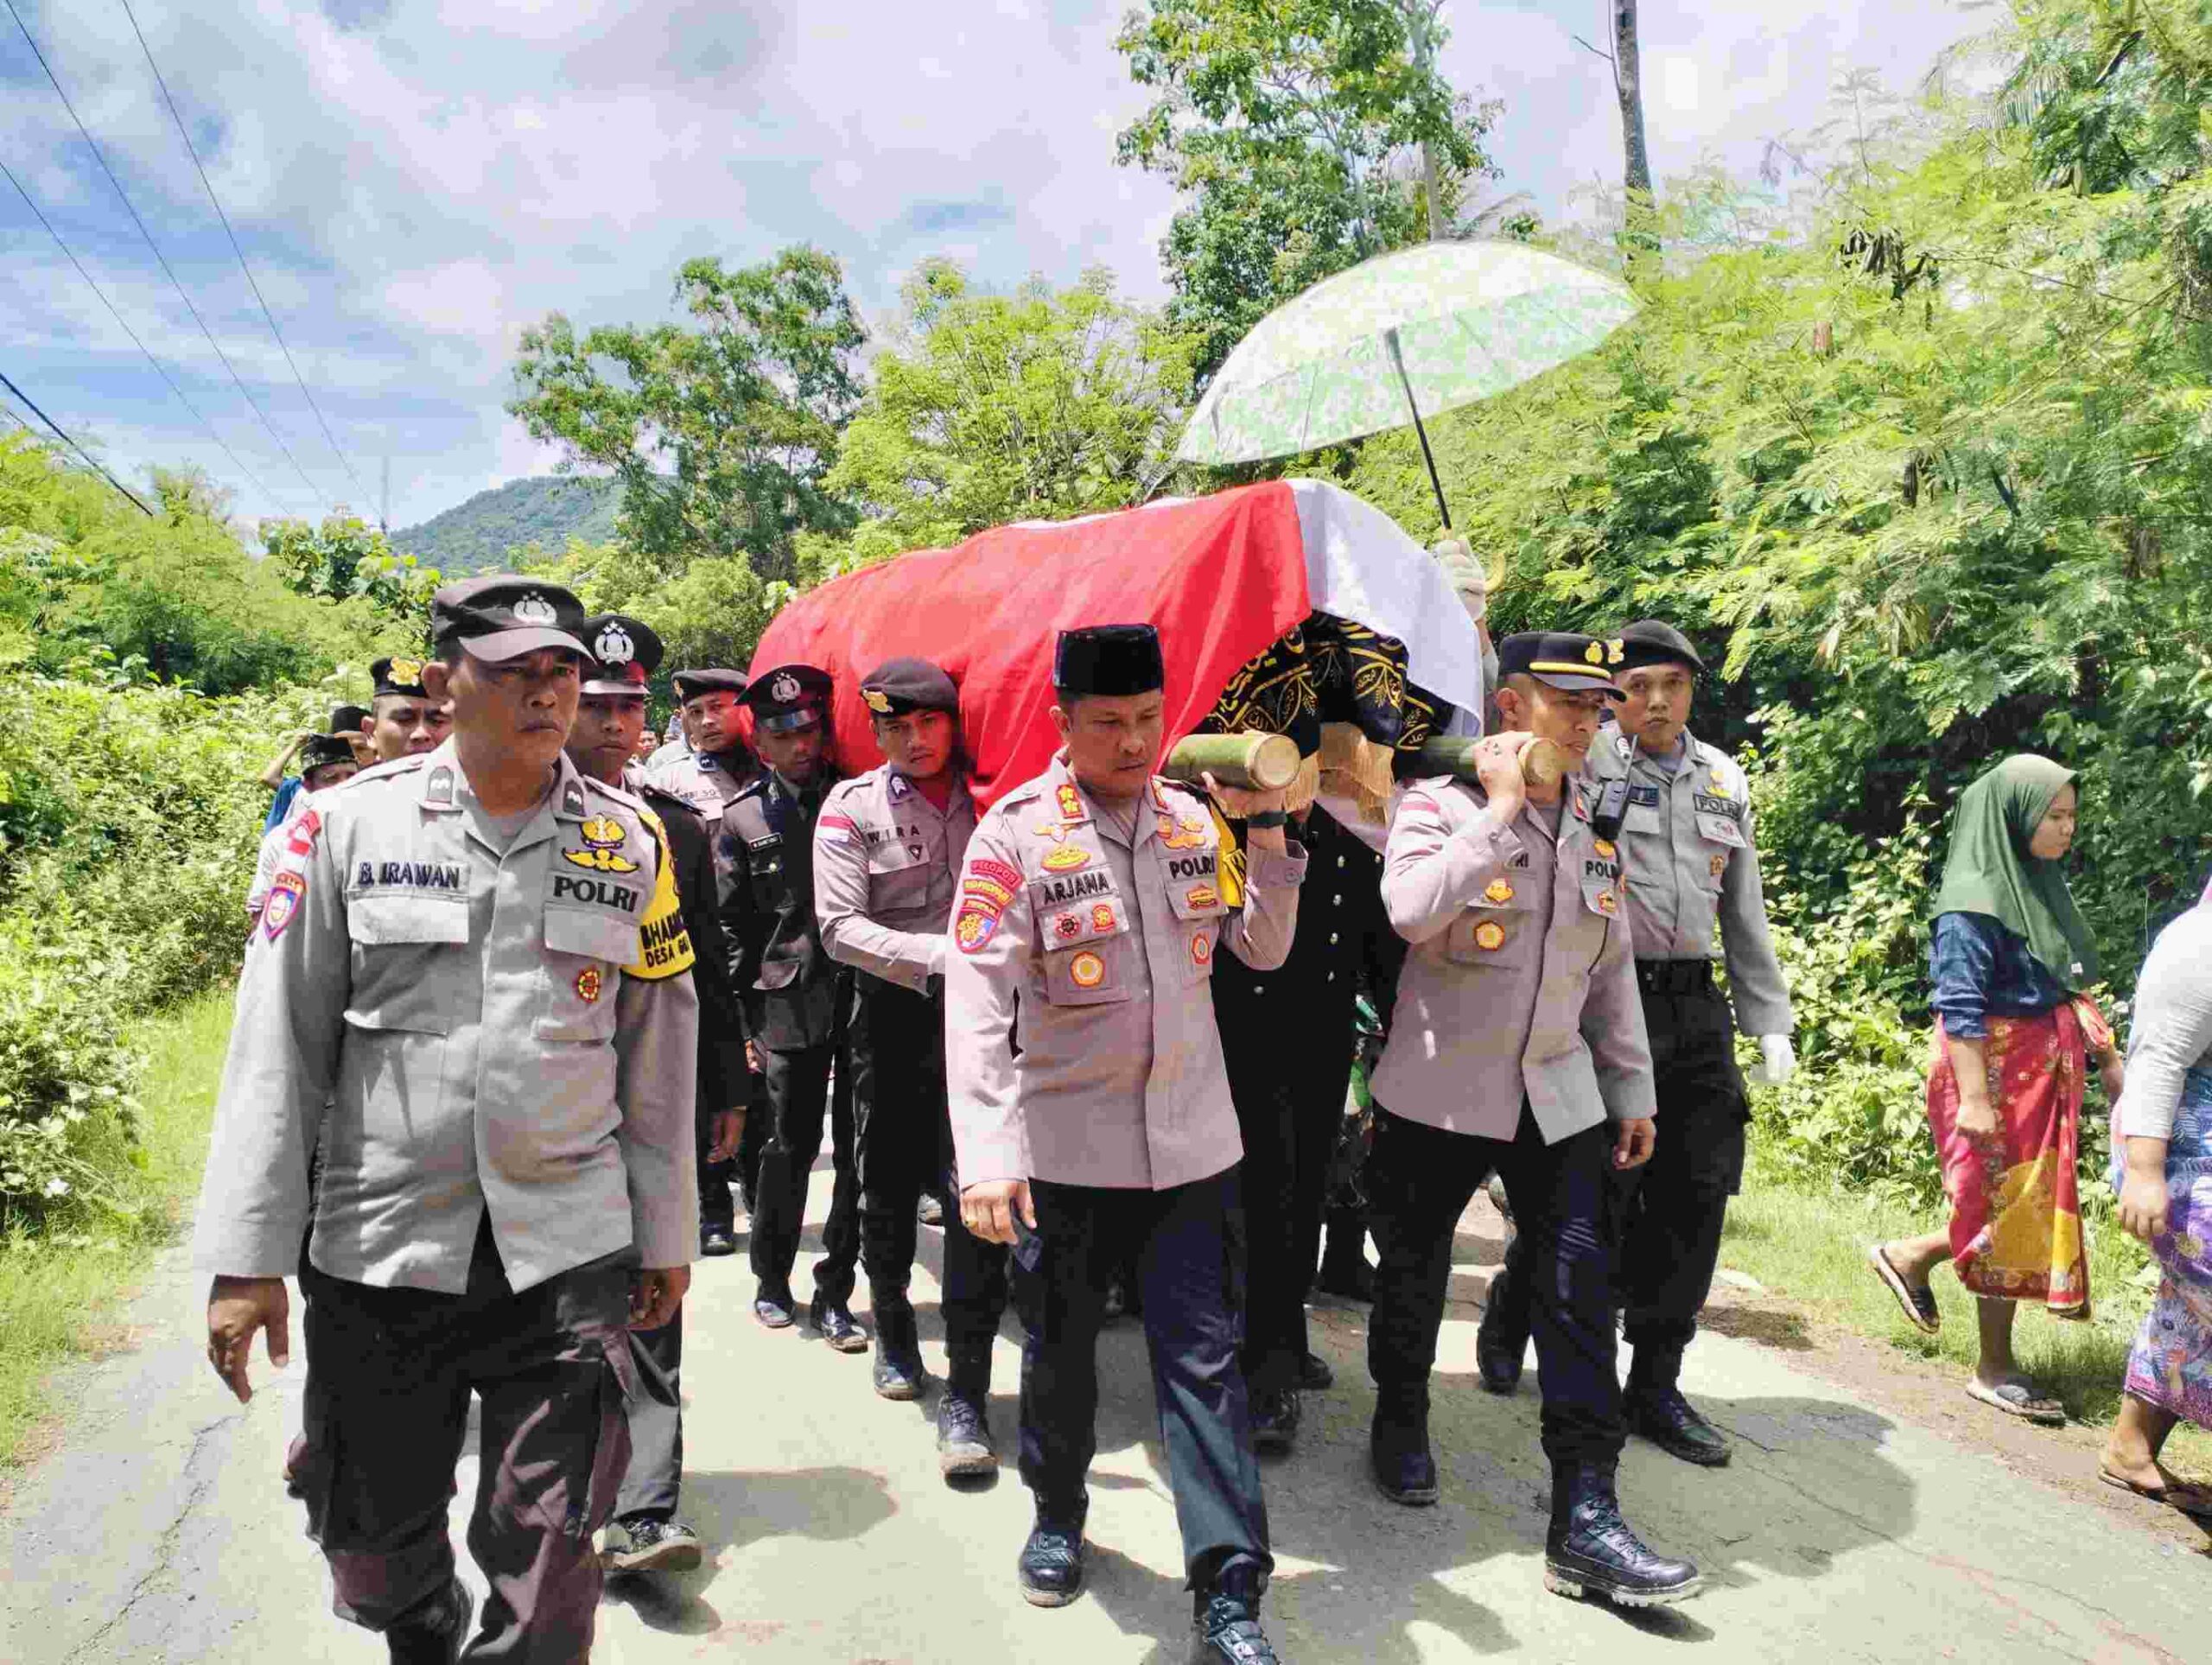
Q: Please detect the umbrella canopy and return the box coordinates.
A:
[1176,240,1637,468]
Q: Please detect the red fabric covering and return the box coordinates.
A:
[747,482,1313,809]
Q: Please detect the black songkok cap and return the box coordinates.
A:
[741,663,834,734]
[429,575,589,662]
[860,657,957,717]
[672,667,748,703]
[1612,619,1707,676]
[329,703,369,734]
[369,656,429,699]
[1495,632,1629,699]
[298,733,357,774]
[1053,624,1164,699]
[582,613,664,694]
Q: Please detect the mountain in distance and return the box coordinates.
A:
[391,475,621,574]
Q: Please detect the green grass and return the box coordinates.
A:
[1722,1157,2212,1468]
[0,988,233,1470]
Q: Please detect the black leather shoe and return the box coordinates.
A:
[699,1223,737,1257]
[811,1296,869,1353]
[1475,1296,1523,1395]
[1544,1464,1701,1606]
[1297,1350,1333,1391]
[1017,1515,1086,1607]
[601,1515,704,1575]
[936,1389,998,1479]
[1369,1398,1438,1506]
[1249,1389,1300,1457]
[1188,1591,1281,1662]
[753,1286,796,1329]
[872,1306,926,1401]
[386,1577,472,1665]
[1626,1386,1732,1466]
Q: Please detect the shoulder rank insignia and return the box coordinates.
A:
[561,780,587,817]
[1057,783,1085,822]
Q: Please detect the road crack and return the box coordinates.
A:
[62,1412,240,1662]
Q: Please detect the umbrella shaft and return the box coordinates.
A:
[1385,327,1452,533]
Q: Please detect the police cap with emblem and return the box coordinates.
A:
[582,613,664,695]
[741,663,833,734]
[1495,631,1629,699]
[369,657,429,699]
[859,657,957,718]
[1611,619,1707,677]
[672,667,747,704]
[298,733,356,774]
[1053,624,1164,698]
[429,575,590,662]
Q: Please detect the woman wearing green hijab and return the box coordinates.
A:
[1869,755,2123,1426]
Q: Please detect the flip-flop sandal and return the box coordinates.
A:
[1866,1243,1940,1333]
[2099,1468,2212,1523]
[1966,1376,2066,1426]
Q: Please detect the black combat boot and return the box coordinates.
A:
[1542,1462,1701,1606]
[1017,1504,1087,1607]
[1313,1211,1376,1302]
[1189,1564,1281,1662]
[1369,1382,1438,1505]
[1249,1387,1300,1457]
[938,1350,997,1479]
[753,1281,796,1330]
[1624,1347,1732,1467]
[385,1576,472,1665]
[1475,1263,1524,1395]
[872,1300,926,1401]
[810,1293,868,1353]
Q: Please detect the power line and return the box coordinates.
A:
[0,365,156,514]
[0,151,296,512]
[3,0,334,512]
[118,0,371,509]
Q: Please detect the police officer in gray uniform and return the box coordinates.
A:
[1484,620,1796,1466]
[723,664,866,1348]
[1365,631,1699,1608]
[196,575,700,1664]
[645,667,754,829]
[948,624,1304,1665]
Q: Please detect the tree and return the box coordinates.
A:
[263,514,442,630]
[1116,0,1500,378]
[509,249,866,581]
[1573,1,1657,257]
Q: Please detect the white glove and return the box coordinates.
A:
[1755,1033,1797,1087]
[1433,536,1487,624]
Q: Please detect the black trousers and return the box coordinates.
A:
[698,1115,735,1232]
[734,1064,768,1211]
[296,1223,633,1659]
[1221,1042,1349,1395]
[1366,1105,1624,1468]
[614,1309,683,1525]
[850,976,1010,1363]
[748,1039,861,1302]
[1014,1170,1269,1595]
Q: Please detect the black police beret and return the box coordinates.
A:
[369,656,429,699]
[741,663,834,734]
[672,668,748,702]
[582,613,664,694]
[1612,619,1706,676]
[1495,632,1628,698]
[860,657,957,717]
[298,733,357,775]
[1054,624,1164,698]
[429,575,589,662]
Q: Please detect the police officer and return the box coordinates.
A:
[723,664,866,1349]
[948,624,1302,1665]
[645,667,754,826]
[565,612,753,1578]
[196,575,700,1662]
[360,653,454,762]
[814,657,1014,1473]
[245,734,360,924]
[1364,631,1700,1608]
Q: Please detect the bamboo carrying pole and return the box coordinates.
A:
[1409,735,1565,786]
[1160,732,1303,792]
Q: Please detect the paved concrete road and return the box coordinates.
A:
[3,1172,2202,1665]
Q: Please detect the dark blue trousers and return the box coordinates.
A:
[1014,1169,1270,1594]
[1366,1104,1625,1467]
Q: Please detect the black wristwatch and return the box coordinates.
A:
[1245,809,1288,829]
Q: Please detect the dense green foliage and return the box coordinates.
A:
[391,476,621,574]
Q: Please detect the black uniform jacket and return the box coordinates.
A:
[642,780,753,1120]
[718,769,846,1052]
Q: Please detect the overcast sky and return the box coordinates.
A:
[0,1,1984,532]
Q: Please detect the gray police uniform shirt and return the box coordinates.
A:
[944,753,1306,1191]
[1372,773,1656,1143]
[814,762,976,992]
[1585,728,1794,1036]
[644,744,748,822]
[192,741,702,1295]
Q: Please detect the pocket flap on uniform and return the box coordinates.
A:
[346,893,470,947]
[1694,811,1746,848]
[544,906,640,965]
[1160,850,1230,921]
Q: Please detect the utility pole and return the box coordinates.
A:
[379,454,391,534]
